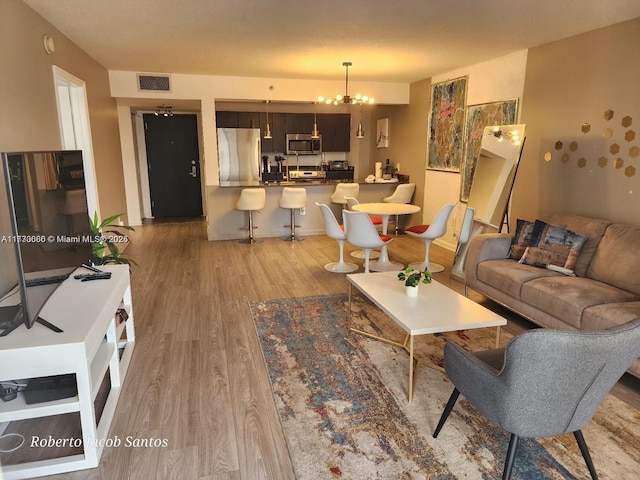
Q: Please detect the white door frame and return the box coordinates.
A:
[52,65,100,218]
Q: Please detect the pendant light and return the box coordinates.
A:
[355,104,365,139]
[311,102,320,139]
[264,100,272,139]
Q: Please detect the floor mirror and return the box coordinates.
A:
[451,124,526,281]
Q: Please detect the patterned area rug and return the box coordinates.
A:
[249,293,640,480]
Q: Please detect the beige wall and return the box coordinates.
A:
[0,0,126,221]
[516,17,640,226]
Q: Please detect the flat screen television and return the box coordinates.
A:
[0,151,93,336]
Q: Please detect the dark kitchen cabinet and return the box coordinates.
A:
[316,113,351,152]
[215,111,238,128]
[216,110,350,153]
[237,111,260,129]
[285,113,314,135]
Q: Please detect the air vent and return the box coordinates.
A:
[137,74,171,92]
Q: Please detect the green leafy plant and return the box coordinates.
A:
[382,164,397,175]
[89,212,136,266]
[397,266,432,287]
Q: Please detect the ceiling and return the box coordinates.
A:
[24,0,640,84]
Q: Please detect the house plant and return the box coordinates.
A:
[398,266,432,296]
[89,212,137,266]
[382,163,397,180]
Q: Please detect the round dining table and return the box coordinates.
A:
[351,202,421,271]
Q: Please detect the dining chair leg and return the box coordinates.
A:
[433,388,460,438]
[574,430,599,480]
[502,434,520,480]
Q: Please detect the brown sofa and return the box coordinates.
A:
[465,213,640,378]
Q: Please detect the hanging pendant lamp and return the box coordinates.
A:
[264,100,272,139]
[311,102,320,139]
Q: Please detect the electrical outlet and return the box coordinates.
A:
[300,207,306,215]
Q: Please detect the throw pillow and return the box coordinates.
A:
[519,223,589,275]
[508,219,546,260]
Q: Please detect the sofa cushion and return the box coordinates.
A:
[549,213,610,277]
[582,302,640,331]
[587,223,640,296]
[521,276,639,329]
[519,223,589,275]
[477,259,561,300]
[509,219,546,260]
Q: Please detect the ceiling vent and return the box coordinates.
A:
[137,74,171,92]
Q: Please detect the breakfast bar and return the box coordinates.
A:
[206,181,415,241]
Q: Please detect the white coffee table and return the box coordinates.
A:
[346,271,506,402]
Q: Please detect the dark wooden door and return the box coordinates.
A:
[143,114,203,218]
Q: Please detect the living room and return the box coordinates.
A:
[1,1,640,479]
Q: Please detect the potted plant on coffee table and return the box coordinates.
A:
[398,266,432,297]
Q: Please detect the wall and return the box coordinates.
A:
[515,17,640,226]
[0,0,126,221]
[368,79,431,227]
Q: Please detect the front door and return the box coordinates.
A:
[143,113,203,217]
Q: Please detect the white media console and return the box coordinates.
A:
[0,264,135,479]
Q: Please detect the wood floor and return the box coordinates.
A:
[6,219,639,479]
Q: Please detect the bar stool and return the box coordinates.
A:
[382,183,415,234]
[236,188,266,244]
[330,183,359,207]
[279,187,306,241]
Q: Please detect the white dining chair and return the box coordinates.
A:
[343,210,393,273]
[382,183,416,234]
[405,203,455,273]
[316,203,358,273]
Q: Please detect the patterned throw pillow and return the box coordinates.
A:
[508,219,546,260]
[519,223,589,275]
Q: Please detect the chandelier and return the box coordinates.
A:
[154,104,173,117]
[486,126,521,145]
[318,62,374,105]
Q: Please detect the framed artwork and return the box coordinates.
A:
[427,76,468,171]
[376,118,389,148]
[459,99,518,202]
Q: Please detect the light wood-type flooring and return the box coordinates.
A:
[5,218,639,479]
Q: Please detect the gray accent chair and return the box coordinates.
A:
[433,319,640,480]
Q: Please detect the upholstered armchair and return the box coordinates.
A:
[433,319,640,480]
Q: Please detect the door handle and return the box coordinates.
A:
[189,160,197,177]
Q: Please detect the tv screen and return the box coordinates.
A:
[0,151,93,336]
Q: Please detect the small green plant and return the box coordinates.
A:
[382,164,397,175]
[89,212,136,266]
[398,266,432,287]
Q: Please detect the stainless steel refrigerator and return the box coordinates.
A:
[217,128,261,184]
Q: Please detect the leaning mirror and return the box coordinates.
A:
[451,124,526,281]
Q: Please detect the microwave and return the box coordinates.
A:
[286,134,322,155]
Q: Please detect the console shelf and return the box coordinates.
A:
[0,265,135,479]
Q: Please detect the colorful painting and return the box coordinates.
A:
[427,77,468,172]
[460,99,518,201]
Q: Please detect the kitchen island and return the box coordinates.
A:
[207,181,412,241]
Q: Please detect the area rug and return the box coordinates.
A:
[249,294,640,480]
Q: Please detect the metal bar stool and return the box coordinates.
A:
[236,188,266,244]
[279,187,306,241]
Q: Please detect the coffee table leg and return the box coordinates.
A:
[409,335,414,403]
[495,326,501,348]
[348,283,352,326]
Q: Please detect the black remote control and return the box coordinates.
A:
[74,272,112,281]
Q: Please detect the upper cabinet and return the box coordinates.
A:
[216,111,351,153]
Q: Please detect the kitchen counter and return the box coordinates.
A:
[206,181,415,241]
[219,179,406,187]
